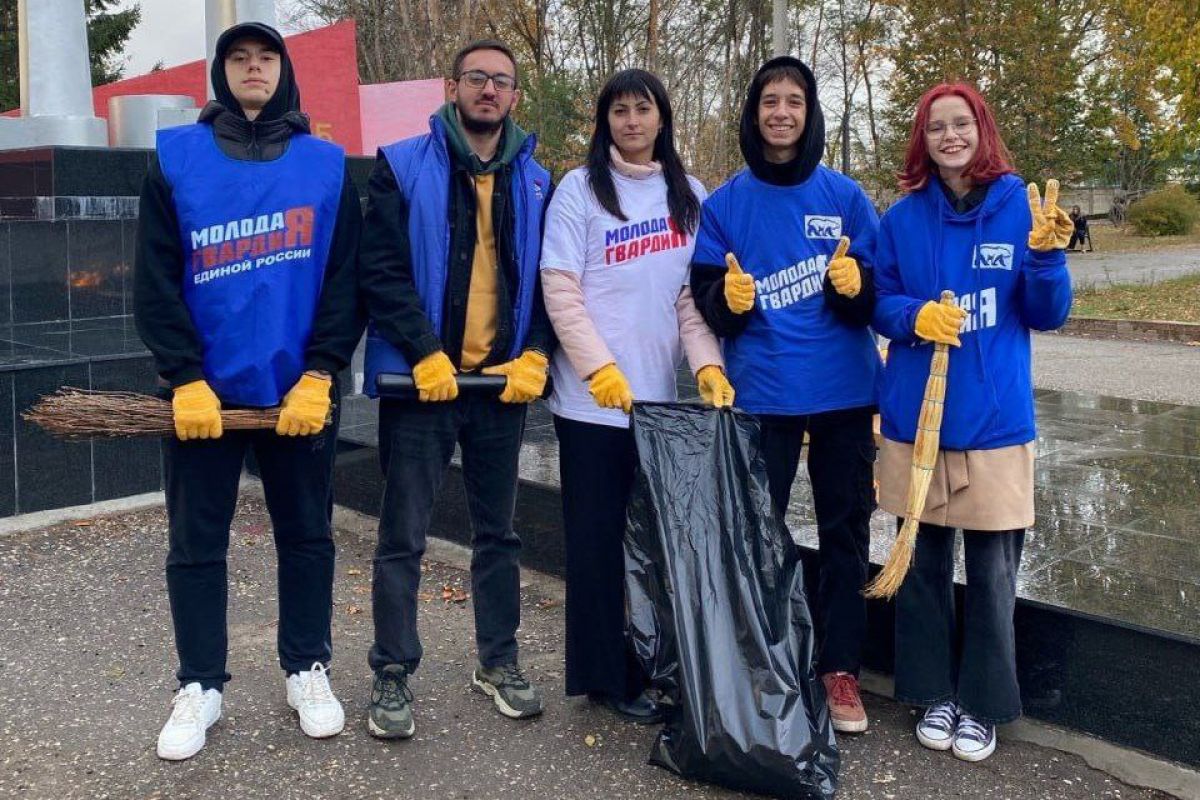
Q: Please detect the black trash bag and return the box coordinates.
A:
[625,403,839,800]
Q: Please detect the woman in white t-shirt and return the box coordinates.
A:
[540,68,733,722]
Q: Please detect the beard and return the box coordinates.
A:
[459,104,507,134]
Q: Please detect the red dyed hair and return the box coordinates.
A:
[898,83,1014,192]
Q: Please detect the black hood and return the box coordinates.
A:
[739,56,826,186]
[210,22,303,124]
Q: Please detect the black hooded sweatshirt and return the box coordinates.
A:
[690,56,875,337]
[134,22,364,388]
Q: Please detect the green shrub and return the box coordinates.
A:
[1128,185,1200,236]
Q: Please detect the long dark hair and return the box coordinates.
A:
[586,69,700,234]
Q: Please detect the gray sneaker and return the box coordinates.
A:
[368,664,415,739]
[471,662,544,719]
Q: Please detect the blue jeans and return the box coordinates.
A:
[893,523,1025,724]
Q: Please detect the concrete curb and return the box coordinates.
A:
[1062,316,1200,344]
[0,490,166,536]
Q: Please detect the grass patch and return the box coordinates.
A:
[1084,220,1200,253]
[1073,273,1200,323]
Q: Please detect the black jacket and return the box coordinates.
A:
[690,56,875,335]
[134,22,363,387]
[358,119,555,371]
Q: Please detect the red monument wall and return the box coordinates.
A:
[92,20,364,155]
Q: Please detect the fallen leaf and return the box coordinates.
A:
[450,589,469,603]
[536,598,562,610]
[584,734,598,747]
[346,605,363,615]
[347,567,363,576]
[72,520,93,527]
[442,585,454,601]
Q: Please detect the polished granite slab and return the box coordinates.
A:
[339,383,1200,642]
[0,317,148,371]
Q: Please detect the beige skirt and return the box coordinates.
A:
[876,438,1036,531]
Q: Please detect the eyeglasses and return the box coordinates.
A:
[457,70,517,92]
[925,117,976,137]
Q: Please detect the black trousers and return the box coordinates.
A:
[894,523,1025,724]
[369,396,526,674]
[758,406,875,676]
[164,413,339,692]
[553,415,648,701]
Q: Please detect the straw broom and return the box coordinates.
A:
[864,290,955,600]
[22,387,320,440]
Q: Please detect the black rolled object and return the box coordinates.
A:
[375,373,554,400]
[625,402,839,799]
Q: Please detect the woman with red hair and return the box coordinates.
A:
[871,83,1072,763]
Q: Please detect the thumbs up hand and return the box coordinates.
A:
[1028,179,1073,252]
[827,236,861,298]
[724,252,756,314]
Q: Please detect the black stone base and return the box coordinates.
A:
[332,444,1200,770]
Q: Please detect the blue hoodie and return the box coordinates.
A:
[872,173,1072,450]
[693,165,882,415]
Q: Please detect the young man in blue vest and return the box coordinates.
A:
[134,22,363,760]
[359,39,554,738]
[689,57,880,734]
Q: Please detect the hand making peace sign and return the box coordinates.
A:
[1027,179,1074,252]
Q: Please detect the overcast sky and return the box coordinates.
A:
[115,1,302,77]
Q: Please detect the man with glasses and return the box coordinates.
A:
[359,39,554,738]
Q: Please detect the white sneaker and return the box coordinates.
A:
[916,700,958,751]
[286,662,345,738]
[157,683,222,761]
[952,713,997,762]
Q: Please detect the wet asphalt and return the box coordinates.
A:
[0,497,1175,799]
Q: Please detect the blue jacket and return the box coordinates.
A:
[872,173,1072,450]
[362,114,551,396]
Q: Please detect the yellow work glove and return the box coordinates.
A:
[275,373,332,436]
[588,363,634,414]
[172,380,222,441]
[1028,179,1073,251]
[914,301,968,347]
[696,365,735,408]
[482,350,549,404]
[413,351,459,402]
[827,236,861,298]
[724,252,756,314]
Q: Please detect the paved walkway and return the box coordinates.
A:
[1033,333,1200,405]
[1066,245,1200,289]
[0,498,1175,800]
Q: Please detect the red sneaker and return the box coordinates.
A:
[822,672,868,733]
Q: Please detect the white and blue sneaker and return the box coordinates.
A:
[916,700,958,751]
[952,713,997,762]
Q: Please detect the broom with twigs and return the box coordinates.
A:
[22,387,323,440]
[864,290,955,600]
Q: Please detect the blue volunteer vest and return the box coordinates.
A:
[362,114,551,397]
[157,123,344,407]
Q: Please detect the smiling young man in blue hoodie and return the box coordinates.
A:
[689,56,881,734]
[871,83,1072,763]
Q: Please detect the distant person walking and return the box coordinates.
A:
[1067,205,1093,251]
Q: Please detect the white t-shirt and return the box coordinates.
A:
[540,166,706,428]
